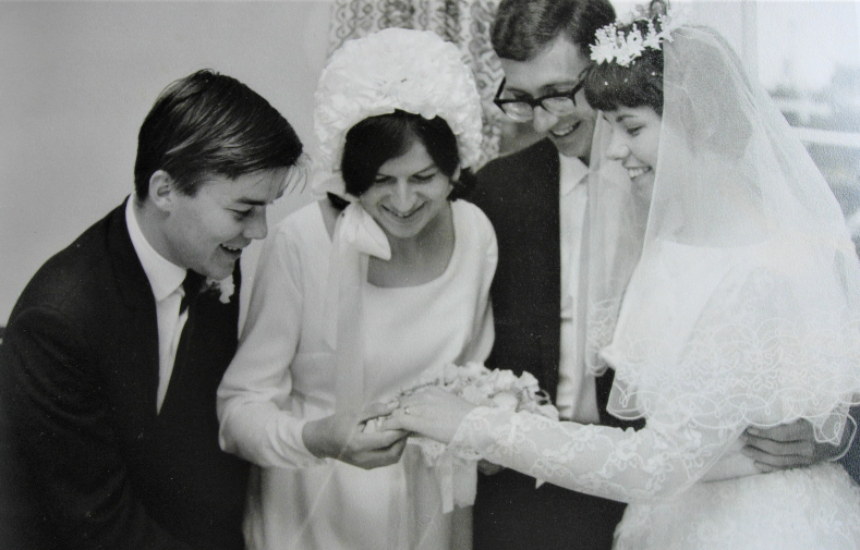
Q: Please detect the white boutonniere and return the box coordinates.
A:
[205,274,235,304]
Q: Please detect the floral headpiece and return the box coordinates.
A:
[312,28,484,193]
[590,4,683,67]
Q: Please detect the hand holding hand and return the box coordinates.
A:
[381,387,478,445]
[302,402,407,469]
[741,418,845,472]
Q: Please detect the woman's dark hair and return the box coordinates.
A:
[332,110,476,208]
[134,69,303,199]
[583,19,665,115]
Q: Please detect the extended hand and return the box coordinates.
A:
[381,387,478,444]
[741,418,845,472]
[302,402,407,469]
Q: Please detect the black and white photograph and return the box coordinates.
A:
[2,1,860,549]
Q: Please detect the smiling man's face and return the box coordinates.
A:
[156,168,288,280]
[499,35,597,161]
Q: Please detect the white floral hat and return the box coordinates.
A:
[313,28,484,185]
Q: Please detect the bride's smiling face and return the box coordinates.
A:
[604,106,662,192]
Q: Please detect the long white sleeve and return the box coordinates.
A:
[217,217,325,469]
[450,406,742,503]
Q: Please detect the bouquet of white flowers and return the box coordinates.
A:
[396,362,559,464]
[363,362,559,512]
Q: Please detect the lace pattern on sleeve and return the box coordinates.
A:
[450,407,739,503]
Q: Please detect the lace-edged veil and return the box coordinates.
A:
[582,25,860,443]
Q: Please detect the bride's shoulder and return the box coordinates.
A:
[452,200,496,242]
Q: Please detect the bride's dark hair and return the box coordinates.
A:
[583,1,667,114]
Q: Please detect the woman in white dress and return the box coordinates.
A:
[385,8,860,549]
[217,29,496,550]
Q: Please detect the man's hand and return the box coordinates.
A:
[741,418,848,472]
[302,402,408,469]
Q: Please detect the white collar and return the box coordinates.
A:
[558,153,590,196]
[125,196,187,302]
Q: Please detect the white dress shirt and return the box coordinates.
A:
[555,154,600,424]
[125,198,190,413]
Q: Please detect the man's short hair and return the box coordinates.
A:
[134,69,303,199]
[491,0,616,61]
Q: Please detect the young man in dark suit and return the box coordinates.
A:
[470,1,850,549]
[0,69,305,550]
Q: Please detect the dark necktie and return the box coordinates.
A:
[163,270,205,414]
[179,270,205,314]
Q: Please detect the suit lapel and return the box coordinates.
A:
[531,140,562,327]
[105,199,161,417]
[529,141,562,397]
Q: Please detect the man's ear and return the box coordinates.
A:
[148,170,175,212]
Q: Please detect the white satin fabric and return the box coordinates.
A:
[322,203,391,411]
[218,200,496,549]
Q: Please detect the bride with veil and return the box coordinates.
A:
[384,5,860,548]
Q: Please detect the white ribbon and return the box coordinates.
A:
[323,202,391,411]
[430,454,478,514]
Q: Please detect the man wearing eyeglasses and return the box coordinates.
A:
[469,1,848,550]
[469,2,632,549]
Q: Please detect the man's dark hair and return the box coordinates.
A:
[491,0,616,61]
[134,69,303,199]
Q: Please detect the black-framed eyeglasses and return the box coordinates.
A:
[493,77,585,122]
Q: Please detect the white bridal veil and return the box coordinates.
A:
[583,25,860,444]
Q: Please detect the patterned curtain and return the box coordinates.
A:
[327,0,504,167]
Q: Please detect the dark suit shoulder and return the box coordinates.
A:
[8,205,129,330]
[471,140,560,220]
[475,140,558,189]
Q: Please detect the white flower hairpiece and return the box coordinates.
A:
[590,5,683,66]
[312,28,484,195]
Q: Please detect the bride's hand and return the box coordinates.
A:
[381,387,478,444]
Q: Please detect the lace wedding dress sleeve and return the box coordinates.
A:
[451,405,740,502]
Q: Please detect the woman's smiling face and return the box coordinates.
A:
[358,139,454,243]
[604,105,663,192]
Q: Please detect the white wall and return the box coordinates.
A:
[0,1,333,323]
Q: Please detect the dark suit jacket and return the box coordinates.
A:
[469,139,637,550]
[0,202,248,550]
